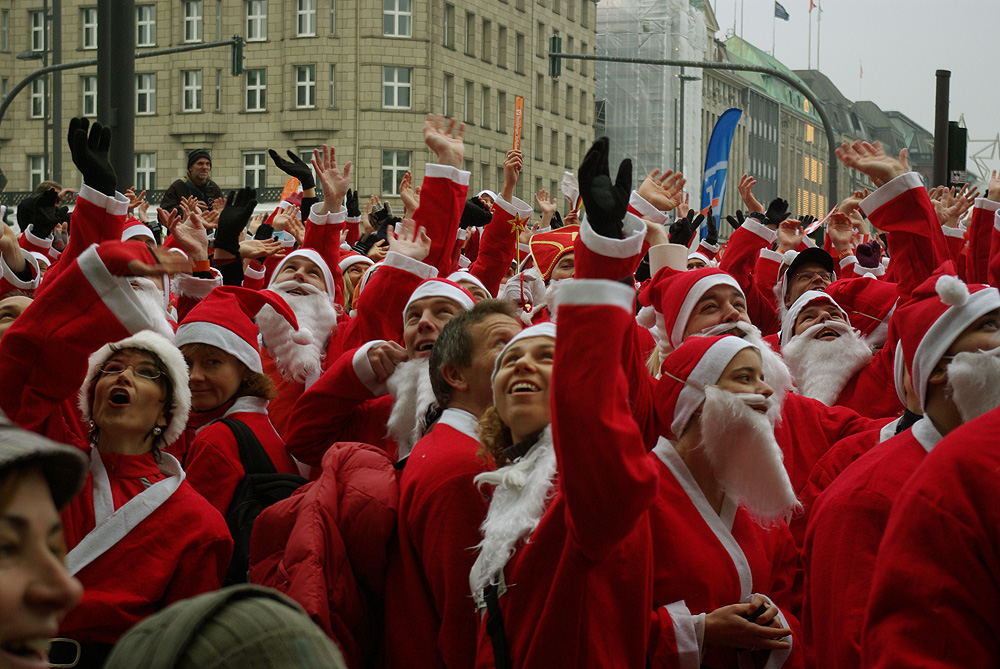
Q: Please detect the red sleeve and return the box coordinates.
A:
[468,194,531,296]
[182,425,245,516]
[965,199,999,284]
[941,226,967,268]
[411,164,470,276]
[719,218,776,295]
[301,202,347,308]
[345,215,362,247]
[987,212,1000,288]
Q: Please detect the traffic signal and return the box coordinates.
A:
[548,35,563,77]
[231,35,246,76]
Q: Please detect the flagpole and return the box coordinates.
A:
[772,11,776,56]
[808,6,812,69]
[740,0,744,40]
[816,4,822,69]
[733,0,737,37]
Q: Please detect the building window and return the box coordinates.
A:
[0,79,7,100]
[136,73,156,115]
[30,11,45,52]
[481,19,492,62]
[565,132,572,167]
[464,80,474,123]
[246,0,266,41]
[535,74,544,110]
[295,65,316,108]
[553,0,560,14]
[29,79,46,118]
[580,41,588,76]
[383,0,411,38]
[382,66,411,109]
[580,90,587,124]
[184,1,203,42]
[534,125,543,160]
[536,21,545,58]
[550,130,559,164]
[80,8,97,49]
[480,86,490,128]
[0,10,7,51]
[565,84,573,119]
[182,70,202,112]
[516,0,525,11]
[515,33,525,73]
[442,73,453,118]
[497,91,506,131]
[581,0,589,27]
[566,36,574,71]
[381,150,410,195]
[246,69,266,111]
[443,3,454,48]
[464,12,475,56]
[28,156,47,190]
[329,64,336,107]
[136,5,156,46]
[330,1,336,35]
[243,152,266,188]
[80,76,97,117]
[135,153,156,191]
[497,26,507,68]
[297,0,316,36]
[215,68,222,110]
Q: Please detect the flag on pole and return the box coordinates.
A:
[775,1,790,20]
[809,0,816,11]
[700,108,743,230]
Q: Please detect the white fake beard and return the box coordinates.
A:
[781,321,873,406]
[700,386,799,525]
[699,321,795,410]
[947,347,1000,423]
[385,356,436,460]
[259,282,338,384]
[131,277,175,341]
[542,277,573,323]
[470,426,557,600]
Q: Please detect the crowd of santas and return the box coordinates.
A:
[3,111,1000,669]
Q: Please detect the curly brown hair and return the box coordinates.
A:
[477,405,514,467]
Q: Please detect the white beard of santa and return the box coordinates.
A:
[698,321,795,407]
[699,386,800,524]
[946,346,1000,424]
[385,356,436,460]
[130,277,175,341]
[259,281,339,384]
[781,320,873,407]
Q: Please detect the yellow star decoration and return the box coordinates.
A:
[508,214,528,235]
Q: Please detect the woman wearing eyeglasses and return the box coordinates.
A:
[0,237,232,668]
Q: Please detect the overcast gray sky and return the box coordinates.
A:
[711,0,999,182]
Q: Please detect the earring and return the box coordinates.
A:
[152,426,163,436]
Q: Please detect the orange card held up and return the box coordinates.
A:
[512,96,524,152]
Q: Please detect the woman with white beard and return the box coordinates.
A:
[648,334,802,668]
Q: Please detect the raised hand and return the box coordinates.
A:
[676,192,691,219]
[777,218,806,253]
[167,202,209,261]
[637,168,686,212]
[460,197,492,229]
[423,113,465,168]
[346,188,361,218]
[311,144,351,214]
[68,117,116,196]
[724,210,746,232]
[578,137,631,240]
[387,218,431,261]
[535,189,557,227]
[764,198,790,229]
[213,188,258,255]
[737,174,765,214]
[987,170,1000,202]
[836,141,908,188]
[239,238,285,260]
[399,171,419,218]
[668,210,704,247]
[502,150,523,201]
[125,188,147,212]
[705,211,718,246]
[269,149,316,190]
[367,341,409,383]
[826,212,855,254]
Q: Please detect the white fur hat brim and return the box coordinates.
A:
[78,330,191,446]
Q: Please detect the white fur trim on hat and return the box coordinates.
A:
[671,336,757,439]
[448,270,491,298]
[339,254,374,273]
[78,330,191,446]
[175,320,263,373]
[780,290,848,346]
[122,223,155,243]
[668,274,744,350]
[269,249,335,297]
[404,280,476,317]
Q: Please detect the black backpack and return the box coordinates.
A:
[217,417,307,586]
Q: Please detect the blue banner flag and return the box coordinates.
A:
[700,108,743,234]
[775,1,790,20]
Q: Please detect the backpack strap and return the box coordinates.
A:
[484,583,512,669]
[216,417,277,476]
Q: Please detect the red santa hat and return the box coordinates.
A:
[779,290,849,346]
[268,249,336,297]
[529,225,580,281]
[687,250,715,267]
[824,276,898,345]
[78,330,192,446]
[639,266,745,354]
[175,286,312,374]
[338,251,374,274]
[122,221,157,244]
[448,270,491,298]
[892,264,1000,411]
[403,278,476,317]
[654,334,757,440]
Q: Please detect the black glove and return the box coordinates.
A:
[799,215,816,230]
[724,210,746,231]
[268,149,315,190]
[705,212,718,246]
[353,232,380,255]
[346,189,361,218]
[460,197,492,229]
[68,117,116,197]
[764,198,790,228]
[578,137,631,240]
[253,223,274,241]
[213,188,258,255]
[369,203,391,229]
[17,190,60,239]
[855,240,883,268]
[551,211,564,229]
[669,211,704,247]
[56,206,71,225]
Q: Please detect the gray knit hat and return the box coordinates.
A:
[0,410,86,509]
[105,585,348,669]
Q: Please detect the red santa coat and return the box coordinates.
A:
[647,442,802,669]
[412,164,471,275]
[802,418,941,668]
[718,219,781,335]
[861,407,1000,667]
[964,198,998,284]
[174,395,299,516]
[385,408,491,668]
[474,281,660,668]
[467,194,528,296]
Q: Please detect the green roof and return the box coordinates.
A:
[722,36,821,122]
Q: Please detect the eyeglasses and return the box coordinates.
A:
[99,360,164,380]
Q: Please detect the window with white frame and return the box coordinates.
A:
[82,76,97,117]
[182,70,202,112]
[382,67,411,109]
[297,0,315,36]
[1,10,8,51]
[442,73,453,118]
[29,79,46,118]
[243,152,266,188]
[246,69,265,111]
[246,0,266,41]
[329,1,336,35]
[136,5,156,46]
[30,11,45,52]
[135,153,156,191]
[81,8,97,49]
[383,0,411,37]
[184,1,203,42]
[136,73,156,115]
[295,65,316,108]
[443,4,454,48]
[28,156,47,190]
[381,151,410,195]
